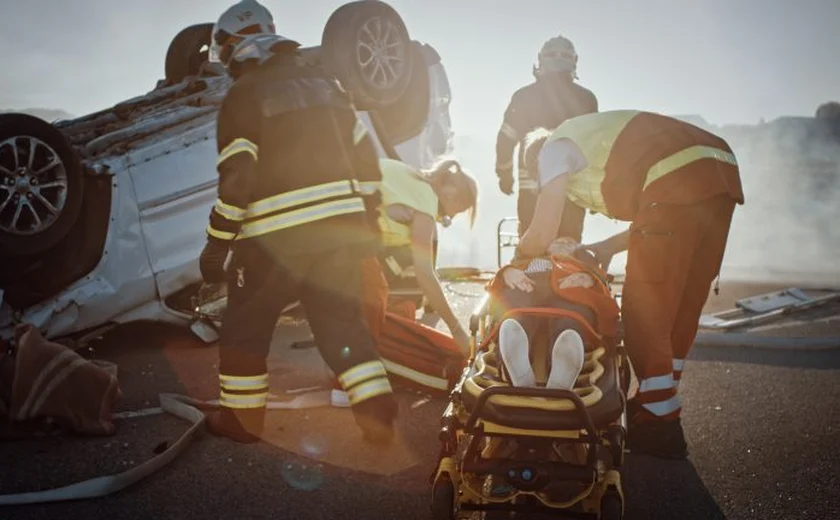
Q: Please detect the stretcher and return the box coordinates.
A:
[429,256,631,519]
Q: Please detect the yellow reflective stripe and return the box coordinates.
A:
[500,122,518,140]
[382,360,448,391]
[353,119,368,145]
[338,360,388,389]
[496,159,513,170]
[383,256,416,279]
[207,224,236,241]
[519,179,538,191]
[638,374,674,393]
[642,395,681,417]
[217,138,258,166]
[645,145,739,189]
[236,197,365,240]
[358,180,380,195]
[246,180,359,219]
[220,373,269,391]
[214,199,247,221]
[347,376,392,405]
[219,391,268,409]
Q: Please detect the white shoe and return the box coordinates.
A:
[499,319,536,387]
[546,329,585,390]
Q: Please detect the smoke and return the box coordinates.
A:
[718,116,840,282]
[437,118,840,284]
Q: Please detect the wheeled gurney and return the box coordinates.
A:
[429,218,631,519]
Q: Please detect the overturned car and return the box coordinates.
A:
[0,1,454,341]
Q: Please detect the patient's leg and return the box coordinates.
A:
[494,279,550,387]
[493,284,541,342]
[546,330,585,390]
[499,319,536,387]
[544,295,596,350]
[543,295,592,389]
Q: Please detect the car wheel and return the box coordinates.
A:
[165,23,214,84]
[600,489,624,520]
[0,113,84,258]
[321,1,414,110]
[429,475,456,520]
[375,41,431,145]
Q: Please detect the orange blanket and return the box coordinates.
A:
[1,325,122,437]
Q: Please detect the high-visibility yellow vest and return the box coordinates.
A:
[548,110,739,219]
[377,158,439,247]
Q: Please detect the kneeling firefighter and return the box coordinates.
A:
[372,158,478,355]
[199,1,397,444]
[518,110,745,459]
[329,158,478,407]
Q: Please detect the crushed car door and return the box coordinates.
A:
[126,116,219,300]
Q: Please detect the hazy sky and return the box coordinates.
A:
[1,0,837,140]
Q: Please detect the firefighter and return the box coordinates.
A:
[199,0,397,445]
[517,110,745,459]
[495,35,598,240]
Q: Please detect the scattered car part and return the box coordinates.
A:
[698,287,840,330]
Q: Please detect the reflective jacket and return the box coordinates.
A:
[376,158,438,248]
[206,53,382,255]
[548,110,745,221]
[495,75,598,192]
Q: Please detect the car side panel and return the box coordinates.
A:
[0,162,159,339]
[126,119,218,300]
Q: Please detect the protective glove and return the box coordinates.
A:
[199,241,230,284]
[502,267,535,293]
[498,175,515,196]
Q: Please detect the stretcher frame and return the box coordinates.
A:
[496,217,520,269]
[430,285,631,519]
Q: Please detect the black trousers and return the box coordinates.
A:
[493,272,596,349]
[219,242,384,390]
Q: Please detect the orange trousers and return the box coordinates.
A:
[360,257,416,340]
[622,195,736,421]
[360,257,463,393]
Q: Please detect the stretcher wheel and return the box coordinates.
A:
[430,476,456,520]
[599,489,624,520]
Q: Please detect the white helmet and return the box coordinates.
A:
[209,0,280,67]
[535,35,578,78]
[226,33,300,69]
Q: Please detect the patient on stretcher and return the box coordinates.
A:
[489,238,618,391]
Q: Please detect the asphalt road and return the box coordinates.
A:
[1,281,839,520]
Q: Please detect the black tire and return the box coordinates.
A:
[430,476,456,520]
[376,41,431,144]
[600,489,624,520]
[165,23,214,84]
[321,1,414,110]
[0,114,84,258]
